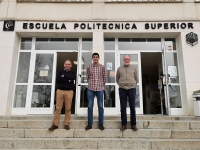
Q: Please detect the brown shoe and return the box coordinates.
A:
[131,125,138,131]
[99,125,105,130]
[65,125,70,130]
[48,125,58,131]
[120,125,127,131]
[85,125,92,130]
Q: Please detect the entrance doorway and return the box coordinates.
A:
[56,52,78,114]
[141,52,166,115]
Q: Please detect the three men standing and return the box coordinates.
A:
[49,54,138,132]
[85,53,106,130]
[49,60,76,131]
[116,55,139,131]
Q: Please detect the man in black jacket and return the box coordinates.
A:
[49,60,76,131]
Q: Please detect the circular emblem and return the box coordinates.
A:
[186,32,198,46]
[3,20,15,31]
[5,21,14,30]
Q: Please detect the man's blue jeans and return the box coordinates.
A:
[87,89,104,126]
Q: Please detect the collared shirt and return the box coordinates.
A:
[64,69,71,72]
[86,63,106,91]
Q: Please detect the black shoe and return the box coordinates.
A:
[48,125,58,131]
[131,125,138,131]
[85,125,92,130]
[120,125,127,131]
[99,125,105,130]
[65,125,70,130]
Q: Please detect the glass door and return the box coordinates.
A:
[161,44,170,115]
[26,51,57,114]
[104,52,118,114]
[118,52,143,114]
[162,40,183,115]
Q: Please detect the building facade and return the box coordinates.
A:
[0,0,200,116]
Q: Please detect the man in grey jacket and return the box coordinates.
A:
[116,55,139,131]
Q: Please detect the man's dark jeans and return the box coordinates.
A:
[119,88,136,126]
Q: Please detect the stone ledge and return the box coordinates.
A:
[0,121,7,128]
[1,115,200,121]
[6,120,200,129]
[1,138,200,149]
[98,138,151,149]
[17,0,92,3]
[105,0,182,3]
[171,130,200,139]
[123,129,171,139]
[2,128,187,139]
[0,129,24,138]
[74,129,122,138]
[189,121,200,129]
[144,121,190,130]
[25,129,74,138]
[6,120,144,129]
[151,139,200,149]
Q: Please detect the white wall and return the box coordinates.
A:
[0,21,20,115]
[0,0,200,22]
[179,31,200,115]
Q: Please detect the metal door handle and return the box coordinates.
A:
[77,74,81,86]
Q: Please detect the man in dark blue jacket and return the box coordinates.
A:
[49,60,76,131]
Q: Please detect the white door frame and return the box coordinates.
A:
[161,41,184,115]
[12,50,79,115]
[11,36,81,115]
[27,50,79,115]
[26,51,57,114]
[76,48,119,115]
[76,40,87,115]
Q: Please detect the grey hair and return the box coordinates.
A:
[123,55,131,59]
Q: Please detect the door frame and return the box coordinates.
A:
[11,50,79,115]
[75,42,86,115]
[76,49,119,115]
[140,51,164,115]
[26,51,57,114]
[161,41,184,115]
[117,49,183,116]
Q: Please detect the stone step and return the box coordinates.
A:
[1,128,200,139]
[171,130,200,139]
[1,120,200,130]
[0,138,200,149]
[1,115,200,121]
[150,139,200,149]
[0,128,174,138]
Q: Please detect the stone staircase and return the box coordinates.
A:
[0,115,200,149]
